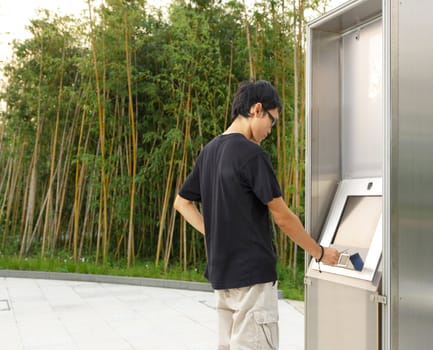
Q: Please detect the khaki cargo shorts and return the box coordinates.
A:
[215,281,279,350]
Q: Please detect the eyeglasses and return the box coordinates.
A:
[264,110,276,127]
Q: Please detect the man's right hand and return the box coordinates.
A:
[320,247,340,266]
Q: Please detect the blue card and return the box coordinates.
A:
[350,253,364,271]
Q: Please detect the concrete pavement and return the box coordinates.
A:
[0,274,304,349]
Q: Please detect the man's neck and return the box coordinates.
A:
[223,116,252,140]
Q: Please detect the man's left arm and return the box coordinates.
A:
[173,194,205,235]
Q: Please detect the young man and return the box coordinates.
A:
[174,80,339,350]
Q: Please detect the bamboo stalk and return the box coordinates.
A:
[167,112,190,271]
[52,101,79,253]
[42,41,66,257]
[0,153,11,207]
[1,155,17,248]
[20,38,45,257]
[7,141,26,248]
[155,82,185,266]
[124,10,137,268]
[78,170,94,259]
[243,0,255,80]
[87,0,109,265]
[73,106,87,262]
[224,41,234,130]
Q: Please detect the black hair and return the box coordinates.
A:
[231,80,282,121]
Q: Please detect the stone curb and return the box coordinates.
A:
[0,269,285,298]
[0,269,213,292]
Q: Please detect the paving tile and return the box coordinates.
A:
[19,320,73,348]
[1,277,304,350]
[1,321,23,349]
[23,344,77,350]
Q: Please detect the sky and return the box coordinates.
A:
[0,0,101,63]
[0,0,167,105]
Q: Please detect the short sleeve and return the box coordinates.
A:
[179,161,202,202]
[240,152,282,204]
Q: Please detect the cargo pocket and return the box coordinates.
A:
[253,310,279,350]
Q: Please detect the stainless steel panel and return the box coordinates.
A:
[305,278,379,350]
[341,19,383,178]
[308,0,382,33]
[383,1,397,349]
[306,2,385,350]
[307,14,384,240]
[307,29,341,240]
[391,0,433,348]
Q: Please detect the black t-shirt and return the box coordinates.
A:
[179,133,282,289]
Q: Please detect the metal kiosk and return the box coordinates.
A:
[305,0,433,349]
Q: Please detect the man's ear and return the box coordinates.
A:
[250,102,263,116]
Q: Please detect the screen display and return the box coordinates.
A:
[332,196,382,249]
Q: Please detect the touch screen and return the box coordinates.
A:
[332,196,382,249]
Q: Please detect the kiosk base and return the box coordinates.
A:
[305,277,381,350]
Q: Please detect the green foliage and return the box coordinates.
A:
[277,256,305,300]
[0,253,208,282]
[0,0,325,296]
[0,251,303,300]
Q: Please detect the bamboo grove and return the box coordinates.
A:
[0,0,328,273]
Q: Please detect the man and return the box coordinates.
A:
[174,80,339,350]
